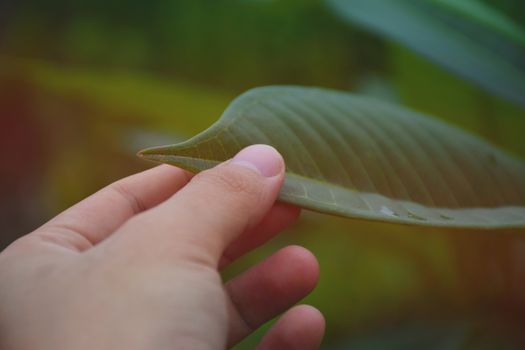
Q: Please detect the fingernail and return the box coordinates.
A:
[230,144,283,177]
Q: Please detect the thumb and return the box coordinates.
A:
[114,145,286,265]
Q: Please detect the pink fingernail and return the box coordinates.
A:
[230,144,283,177]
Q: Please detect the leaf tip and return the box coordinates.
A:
[136,146,162,161]
[136,149,145,158]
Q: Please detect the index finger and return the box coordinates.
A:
[37,165,191,251]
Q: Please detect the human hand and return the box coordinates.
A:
[0,145,324,350]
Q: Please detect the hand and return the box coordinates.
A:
[0,145,324,350]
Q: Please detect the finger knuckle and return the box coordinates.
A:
[196,166,262,200]
[108,181,146,214]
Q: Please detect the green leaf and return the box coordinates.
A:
[326,0,525,108]
[139,86,525,229]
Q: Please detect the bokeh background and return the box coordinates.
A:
[1,0,525,349]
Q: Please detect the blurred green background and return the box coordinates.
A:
[1,0,525,349]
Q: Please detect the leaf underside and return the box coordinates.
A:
[139,86,525,229]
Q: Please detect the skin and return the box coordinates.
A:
[0,145,324,350]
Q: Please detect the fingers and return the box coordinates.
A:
[225,245,319,346]
[257,305,325,350]
[116,145,285,265]
[219,203,301,268]
[37,165,191,251]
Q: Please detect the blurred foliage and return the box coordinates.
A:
[1,0,525,349]
[327,0,525,107]
[1,0,385,90]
